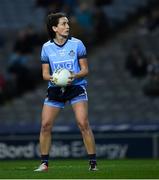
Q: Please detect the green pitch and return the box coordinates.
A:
[0,159,159,179]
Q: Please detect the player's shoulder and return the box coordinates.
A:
[42,40,52,48]
[68,36,83,44]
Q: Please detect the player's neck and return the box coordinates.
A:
[54,36,67,45]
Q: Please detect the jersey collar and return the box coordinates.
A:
[52,36,71,47]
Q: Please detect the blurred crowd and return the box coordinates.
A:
[125,6,159,97]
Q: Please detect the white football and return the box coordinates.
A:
[52,68,71,86]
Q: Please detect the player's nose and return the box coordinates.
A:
[66,23,69,29]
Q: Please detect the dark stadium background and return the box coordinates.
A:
[0,0,159,160]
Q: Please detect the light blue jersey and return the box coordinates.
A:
[41,37,87,87]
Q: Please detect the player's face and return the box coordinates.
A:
[54,17,70,38]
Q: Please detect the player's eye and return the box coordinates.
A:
[63,22,69,26]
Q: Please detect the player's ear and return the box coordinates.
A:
[52,26,57,32]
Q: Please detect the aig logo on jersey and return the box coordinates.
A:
[69,50,75,57]
[53,60,73,71]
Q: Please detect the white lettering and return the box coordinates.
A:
[96,144,128,159]
[50,142,70,158]
[0,141,128,159]
[0,143,34,159]
[71,141,85,157]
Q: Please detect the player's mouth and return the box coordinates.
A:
[65,30,69,33]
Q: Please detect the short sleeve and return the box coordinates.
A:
[77,40,87,59]
[41,45,49,64]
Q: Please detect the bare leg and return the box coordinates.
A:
[72,101,96,154]
[40,104,61,155]
[34,104,61,171]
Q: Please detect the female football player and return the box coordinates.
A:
[34,12,97,171]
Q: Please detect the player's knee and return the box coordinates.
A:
[41,122,52,133]
[78,120,89,132]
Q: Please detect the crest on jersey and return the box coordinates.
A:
[69,50,75,57]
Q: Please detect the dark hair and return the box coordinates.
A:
[46,12,67,41]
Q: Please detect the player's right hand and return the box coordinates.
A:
[50,75,54,84]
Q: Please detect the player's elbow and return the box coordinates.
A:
[42,73,46,80]
[42,76,47,81]
[85,68,89,76]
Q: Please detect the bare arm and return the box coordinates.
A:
[68,58,89,84]
[42,64,52,81]
[74,58,89,78]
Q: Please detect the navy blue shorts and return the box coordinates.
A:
[44,85,88,108]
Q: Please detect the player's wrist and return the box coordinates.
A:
[49,75,53,80]
[73,73,78,79]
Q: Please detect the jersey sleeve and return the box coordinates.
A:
[77,40,87,59]
[41,45,49,64]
